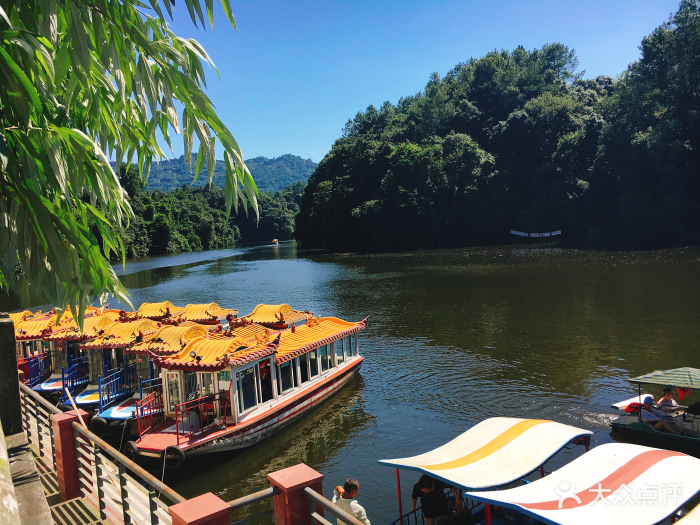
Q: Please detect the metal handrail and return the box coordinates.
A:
[19,382,62,414]
[71,421,186,504]
[174,390,228,446]
[228,486,278,509]
[303,486,365,525]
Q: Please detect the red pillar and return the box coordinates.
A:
[51,409,89,501]
[267,463,324,525]
[169,493,231,525]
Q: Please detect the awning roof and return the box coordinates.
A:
[275,316,367,364]
[378,418,592,491]
[136,301,185,320]
[44,310,120,342]
[79,319,160,349]
[629,368,700,390]
[127,323,208,356]
[239,303,308,325]
[464,443,700,525]
[151,335,280,372]
[176,303,238,323]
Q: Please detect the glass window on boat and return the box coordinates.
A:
[165,371,181,413]
[258,360,274,402]
[309,349,319,378]
[183,371,199,401]
[319,345,330,372]
[350,333,358,356]
[299,355,310,384]
[238,366,258,413]
[199,373,214,397]
[335,339,344,365]
[279,360,296,393]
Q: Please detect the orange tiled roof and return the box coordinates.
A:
[174,303,238,323]
[127,322,208,356]
[9,310,40,323]
[15,317,58,341]
[44,310,121,342]
[239,304,308,325]
[274,316,368,364]
[136,301,185,320]
[79,319,160,350]
[151,335,280,372]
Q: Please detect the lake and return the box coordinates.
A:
[5,241,700,523]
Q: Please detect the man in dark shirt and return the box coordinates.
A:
[411,475,462,525]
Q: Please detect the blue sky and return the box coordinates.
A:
[163,0,678,164]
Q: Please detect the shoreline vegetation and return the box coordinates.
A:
[295,1,700,253]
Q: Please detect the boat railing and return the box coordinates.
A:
[139,376,162,399]
[17,355,30,382]
[135,388,165,440]
[60,356,90,402]
[173,390,229,446]
[98,363,138,413]
[388,490,481,525]
[302,486,366,525]
[27,351,52,387]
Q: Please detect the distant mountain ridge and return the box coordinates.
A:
[115,154,317,193]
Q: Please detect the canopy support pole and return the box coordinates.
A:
[396,468,403,521]
[485,503,492,525]
[540,466,545,478]
[638,384,642,422]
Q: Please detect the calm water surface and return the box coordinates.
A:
[5,242,700,523]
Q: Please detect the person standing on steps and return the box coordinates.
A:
[333,478,370,525]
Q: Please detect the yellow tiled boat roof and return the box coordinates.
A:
[9,310,40,323]
[240,304,308,325]
[136,301,186,319]
[79,319,160,350]
[275,316,368,364]
[44,310,121,342]
[177,303,239,323]
[15,317,58,341]
[128,322,208,356]
[151,335,280,372]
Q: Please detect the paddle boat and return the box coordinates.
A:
[610,367,700,451]
[124,315,367,468]
[379,418,592,525]
[232,303,309,330]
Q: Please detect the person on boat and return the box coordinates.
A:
[333,479,370,525]
[658,386,680,414]
[410,475,463,525]
[641,397,680,434]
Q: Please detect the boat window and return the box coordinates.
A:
[279,361,295,392]
[350,334,358,356]
[238,367,258,413]
[299,355,309,384]
[309,349,319,378]
[259,361,274,402]
[319,345,330,372]
[184,371,198,401]
[165,371,180,412]
[335,340,344,365]
[199,373,214,397]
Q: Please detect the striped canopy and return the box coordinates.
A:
[629,367,700,390]
[378,418,592,490]
[464,443,700,525]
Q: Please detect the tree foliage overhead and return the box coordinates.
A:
[297,1,700,252]
[0,0,257,326]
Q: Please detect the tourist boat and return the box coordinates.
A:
[125,315,367,467]
[232,303,309,330]
[610,367,700,451]
[380,417,700,525]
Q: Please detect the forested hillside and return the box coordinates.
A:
[296,1,700,251]
[117,166,305,257]
[133,154,316,193]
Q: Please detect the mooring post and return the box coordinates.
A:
[267,463,324,525]
[169,492,231,525]
[0,313,22,435]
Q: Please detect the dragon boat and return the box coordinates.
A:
[124,314,367,468]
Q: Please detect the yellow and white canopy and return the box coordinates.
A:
[378,418,592,490]
[464,443,700,525]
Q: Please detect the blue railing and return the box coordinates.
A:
[60,356,90,402]
[98,363,138,413]
[27,351,52,387]
[139,376,162,399]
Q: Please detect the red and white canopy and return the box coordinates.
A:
[464,442,700,525]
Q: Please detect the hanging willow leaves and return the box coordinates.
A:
[0,1,258,329]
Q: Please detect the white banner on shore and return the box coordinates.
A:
[511,230,561,237]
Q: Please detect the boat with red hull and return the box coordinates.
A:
[125,315,367,467]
